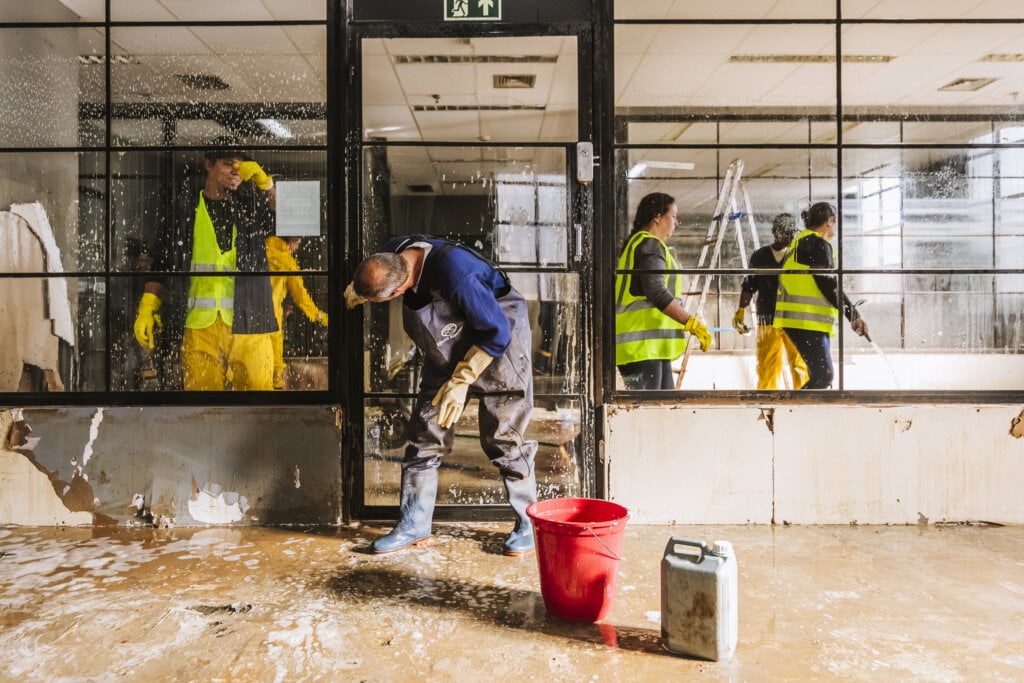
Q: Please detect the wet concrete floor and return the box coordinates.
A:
[1,523,1022,681]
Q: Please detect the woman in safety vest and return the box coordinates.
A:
[615,192,712,390]
[773,202,870,389]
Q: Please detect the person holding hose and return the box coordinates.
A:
[733,213,809,390]
[615,192,712,390]
[265,235,328,390]
[346,235,537,556]
[133,150,278,390]
[774,202,870,389]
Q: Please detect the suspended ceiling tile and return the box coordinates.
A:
[363,106,419,140]
[841,24,940,54]
[384,37,476,56]
[191,26,299,56]
[415,110,481,141]
[263,0,326,20]
[849,0,988,19]
[649,25,753,56]
[220,54,323,102]
[109,0,176,20]
[843,54,965,106]
[690,63,800,107]
[361,38,388,56]
[538,106,578,142]
[614,25,658,56]
[285,26,327,57]
[395,63,478,97]
[666,0,775,20]
[407,94,478,107]
[479,109,545,142]
[614,53,642,104]
[157,0,273,21]
[111,27,211,55]
[57,0,104,20]
[766,0,836,19]
[733,24,834,55]
[427,147,484,162]
[764,64,837,106]
[912,24,1024,55]
[967,0,1024,18]
[362,55,406,106]
[622,54,726,106]
[465,36,563,56]
[548,55,579,106]
[719,121,811,145]
[614,0,673,20]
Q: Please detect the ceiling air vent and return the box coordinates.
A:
[175,74,230,91]
[980,54,1024,62]
[407,184,435,193]
[493,74,536,89]
[938,77,997,92]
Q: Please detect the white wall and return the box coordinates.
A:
[607,404,1024,524]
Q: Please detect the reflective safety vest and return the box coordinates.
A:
[185,195,237,329]
[773,229,838,336]
[614,231,687,365]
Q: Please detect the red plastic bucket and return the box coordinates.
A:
[526,497,630,622]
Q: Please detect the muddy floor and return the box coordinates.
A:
[1,523,1022,681]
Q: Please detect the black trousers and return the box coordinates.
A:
[783,328,833,389]
[618,358,675,390]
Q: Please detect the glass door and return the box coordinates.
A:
[351,30,594,519]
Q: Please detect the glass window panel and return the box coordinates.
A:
[615,24,836,144]
[622,121,720,145]
[0,27,105,147]
[111,150,327,274]
[110,26,325,147]
[842,274,1022,390]
[840,120,901,144]
[0,152,106,273]
[616,0,835,19]
[362,145,568,267]
[363,36,577,143]
[362,272,582,396]
[618,147,837,269]
[842,23,1024,141]
[111,0,325,21]
[0,0,103,21]
[364,397,583,506]
[0,276,104,392]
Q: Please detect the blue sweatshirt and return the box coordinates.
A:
[384,236,513,357]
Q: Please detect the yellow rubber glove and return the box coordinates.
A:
[234,161,273,190]
[344,282,366,309]
[134,292,163,349]
[431,345,494,429]
[683,316,712,353]
[732,307,750,335]
[316,311,328,327]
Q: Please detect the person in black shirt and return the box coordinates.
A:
[733,214,809,389]
[774,202,870,389]
[132,150,279,390]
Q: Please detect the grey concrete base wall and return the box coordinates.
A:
[1,407,342,527]
[607,404,1024,525]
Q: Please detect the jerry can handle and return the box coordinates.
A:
[664,536,711,563]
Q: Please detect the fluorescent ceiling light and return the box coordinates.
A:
[627,161,695,178]
[938,77,997,92]
[257,119,294,139]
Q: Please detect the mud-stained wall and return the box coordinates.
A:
[0,407,342,527]
[607,404,1024,525]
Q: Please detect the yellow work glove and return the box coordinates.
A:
[683,316,712,353]
[344,282,366,309]
[316,311,328,326]
[732,307,750,335]
[234,161,273,190]
[133,292,163,349]
[431,345,494,429]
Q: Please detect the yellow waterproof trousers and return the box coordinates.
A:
[182,317,274,391]
[756,324,809,390]
[270,328,286,390]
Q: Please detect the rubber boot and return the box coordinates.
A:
[371,467,438,554]
[502,472,537,556]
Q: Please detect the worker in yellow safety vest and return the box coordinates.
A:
[615,192,712,390]
[133,150,279,391]
[773,202,870,389]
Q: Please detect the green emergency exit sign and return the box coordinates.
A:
[445,0,501,21]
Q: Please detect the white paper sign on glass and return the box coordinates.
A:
[275,180,321,236]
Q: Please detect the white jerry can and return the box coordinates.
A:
[660,537,738,661]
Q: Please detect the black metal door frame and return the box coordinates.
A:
[339,0,600,522]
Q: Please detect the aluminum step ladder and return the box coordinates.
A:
[675,158,761,388]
